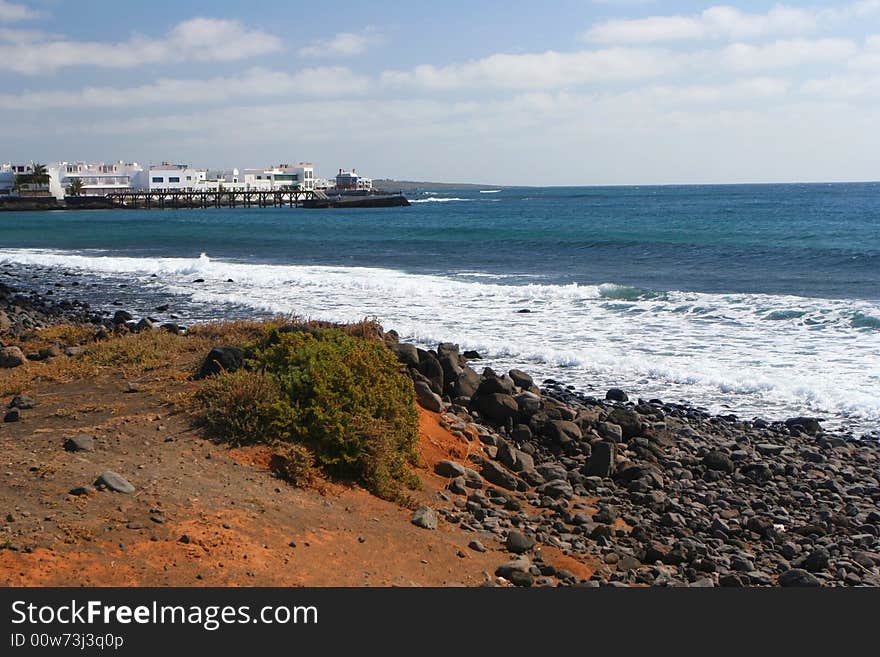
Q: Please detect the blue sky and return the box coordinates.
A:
[1,0,879,184]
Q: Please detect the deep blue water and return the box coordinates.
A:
[1,183,879,433]
[1,183,879,300]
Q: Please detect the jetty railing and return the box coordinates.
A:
[104,189,328,209]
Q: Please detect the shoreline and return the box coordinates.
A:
[1,274,879,587]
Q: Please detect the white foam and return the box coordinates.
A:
[3,248,880,429]
[408,197,472,203]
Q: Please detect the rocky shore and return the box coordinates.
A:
[1,278,879,587]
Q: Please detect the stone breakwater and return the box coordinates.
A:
[1,277,878,587]
[389,336,880,587]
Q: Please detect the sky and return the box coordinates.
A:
[0,0,879,185]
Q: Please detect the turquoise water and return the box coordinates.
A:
[1,183,879,433]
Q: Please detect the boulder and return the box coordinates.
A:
[434,460,466,478]
[505,530,536,554]
[583,441,617,478]
[390,343,420,368]
[64,435,95,452]
[417,354,444,392]
[785,416,823,436]
[508,369,534,390]
[597,421,624,443]
[9,394,36,410]
[605,388,629,402]
[606,407,642,439]
[703,450,735,473]
[542,419,582,446]
[195,346,245,379]
[411,506,438,530]
[475,375,516,397]
[112,310,133,324]
[452,367,481,398]
[481,461,520,491]
[414,381,443,413]
[779,569,821,587]
[497,441,534,473]
[0,346,26,369]
[536,479,573,499]
[471,393,518,425]
[94,471,135,494]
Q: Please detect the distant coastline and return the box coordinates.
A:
[372,179,506,192]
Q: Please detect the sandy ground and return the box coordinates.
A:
[0,367,518,587]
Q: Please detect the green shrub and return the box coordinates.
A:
[195,369,285,445]
[195,326,420,503]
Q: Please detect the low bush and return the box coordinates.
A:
[195,325,420,503]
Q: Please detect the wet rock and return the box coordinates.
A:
[605,388,628,402]
[785,417,823,436]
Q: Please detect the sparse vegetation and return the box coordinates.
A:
[195,325,421,503]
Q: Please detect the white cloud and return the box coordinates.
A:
[583,2,880,45]
[0,0,39,22]
[0,17,282,74]
[381,47,682,90]
[298,28,383,57]
[718,38,858,72]
[0,67,368,110]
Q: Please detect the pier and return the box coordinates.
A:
[105,188,327,209]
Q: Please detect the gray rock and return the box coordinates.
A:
[584,441,617,478]
[9,394,36,409]
[804,547,830,573]
[508,369,534,390]
[414,381,443,413]
[537,478,574,499]
[606,388,628,402]
[94,471,135,494]
[482,461,519,491]
[411,506,438,530]
[505,529,536,554]
[472,393,519,425]
[195,346,244,379]
[434,460,466,478]
[64,434,95,452]
[703,450,734,473]
[779,568,821,587]
[0,346,26,369]
[495,558,531,579]
[606,407,642,439]
[597,421,624,443]
[468,540,487,552]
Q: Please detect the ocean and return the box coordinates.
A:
[1,183,879,435]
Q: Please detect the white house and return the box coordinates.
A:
[334,168,373,192]
[241,163,314,191]
[0,163,16,196]
[56,161,144,196]
[145,163,207,191]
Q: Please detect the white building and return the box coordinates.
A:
[334,168,372,191]
[56,161,144,196]
[0,163,16,196]
[0,162,58,197]
[241,163,314,191]
[145,163,207,191]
